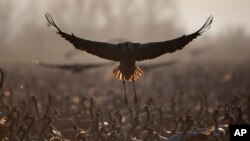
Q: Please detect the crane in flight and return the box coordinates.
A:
[32,59,113,73]
[45,13,213,105]
[33,59,175,73]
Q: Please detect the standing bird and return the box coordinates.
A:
[45,13,213,105]
[0,68,6,90]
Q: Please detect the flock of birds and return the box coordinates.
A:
[1,12,249,141]
[1,64,250,141]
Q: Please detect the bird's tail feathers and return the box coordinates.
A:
[113,66,143,81]
[133,67,143,81]
[198,15,213,34]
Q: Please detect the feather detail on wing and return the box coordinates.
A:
[135,16,213,61]
[45,13,120,61]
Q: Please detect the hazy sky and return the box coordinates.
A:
[4,0,250,37]
[1,0,250,64]
[178,0,250,34]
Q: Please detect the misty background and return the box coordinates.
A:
[0,0,250,65]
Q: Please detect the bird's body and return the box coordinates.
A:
[113,42,142,80]
[45,13,213,105]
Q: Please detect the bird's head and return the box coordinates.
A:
[125,41,133,52]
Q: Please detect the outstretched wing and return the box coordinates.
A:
[135,16,213,61]
[33,59,66,69]
[33,59,114,73]
[45,13,120,61]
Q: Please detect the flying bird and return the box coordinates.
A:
[45,13,213,105]
[32,60,113,73]
[33,59,175,73]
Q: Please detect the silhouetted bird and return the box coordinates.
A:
[32,60,113,73]
[45,13,213,105]
[0,68,6,89]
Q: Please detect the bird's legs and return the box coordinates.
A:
[132,79,138,105]
[122,79,128,106]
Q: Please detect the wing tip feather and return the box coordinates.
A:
[198,15,213,34]
[45,12,61,33]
